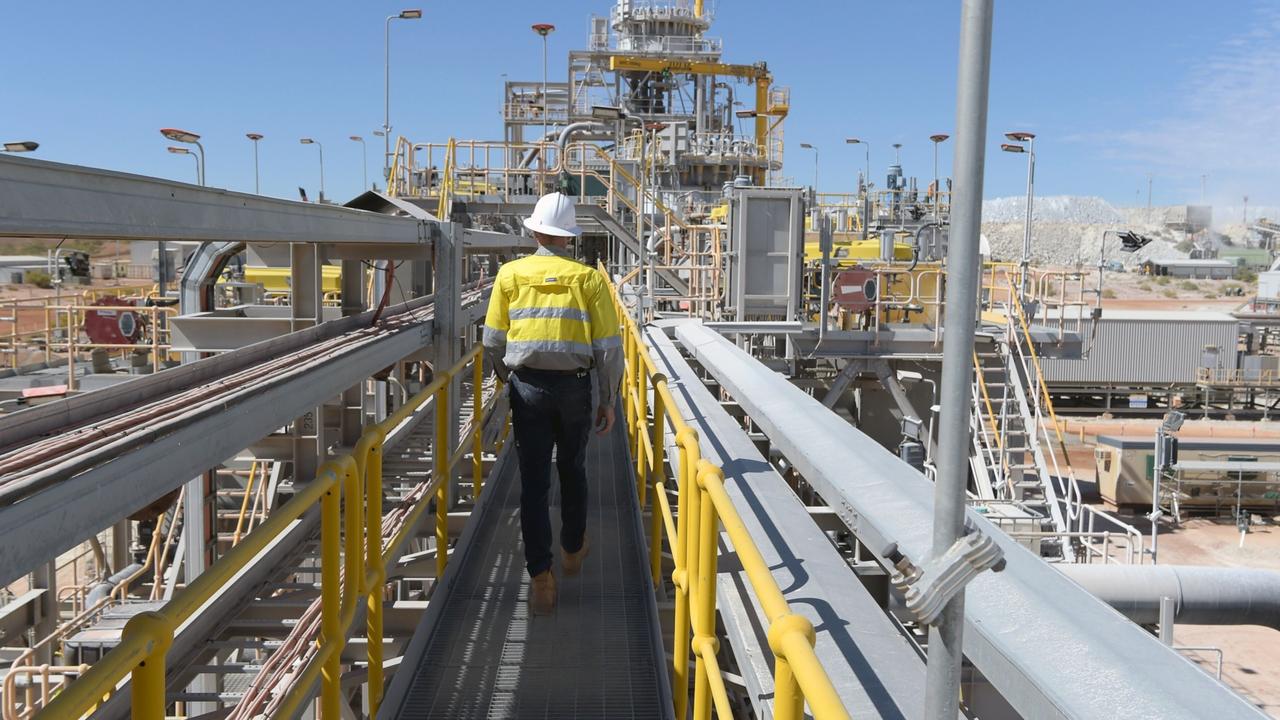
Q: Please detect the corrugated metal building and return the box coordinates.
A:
[1040,310,1240,386]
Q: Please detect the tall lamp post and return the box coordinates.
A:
[166,146,201,184]
[384,9,423,181]
[531,23,556,148]
[245,133,263,194]
[1001,131,1035,295]
[1,141,38,153]
[160,128,205,185]
[350,135,368,190]
[799,142,819,192]
[846,138,871,240]
[300,138,325,203]
[930,133,950,220]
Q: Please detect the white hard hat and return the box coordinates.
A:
[523,192,583,237]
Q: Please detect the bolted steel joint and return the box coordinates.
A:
[889,528,1005,626]
[766,613,815,657]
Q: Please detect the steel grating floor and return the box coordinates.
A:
[387,423,671,719]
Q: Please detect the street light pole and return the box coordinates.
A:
[246,133,263,194]
[167,146,200,184]
[160,128,205,185]
[799,142,819,192]
[532,24,556,150]
[846,138,871,240]
[930,134,950,221]
[301,138,325,202]
[384,9,423,181]
[1147,172,1153,209]
[1001,131,1036,295]
[351,135,368,190]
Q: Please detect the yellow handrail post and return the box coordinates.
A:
[435,382,451,579]
[672,427,699,720]
[126,612,172,720]
[473,357,484,499]
[319,470,343,719]
[636,356,649,505]
[648,379,667,588]
[690,462,721,720]
[624,330,636,453]
[355,429,387,716]
[769,614,813,720]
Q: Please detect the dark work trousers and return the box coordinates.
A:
[509,368,593,578]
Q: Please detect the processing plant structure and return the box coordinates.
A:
[0,2,1276,719]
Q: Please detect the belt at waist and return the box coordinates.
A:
[514,366,590,378]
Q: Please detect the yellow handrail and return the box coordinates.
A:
[972,350,1003,451]
[437,138,457,218]
[606,265,850,720]
[37,344,503,720]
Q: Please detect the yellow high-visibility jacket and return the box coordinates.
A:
[483,247,623,406]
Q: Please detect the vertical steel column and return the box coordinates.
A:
[472,358,484,499]
[925,1,993,718]
[29,562,56,664]
[340,259,366,446]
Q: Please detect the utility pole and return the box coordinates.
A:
[925,1,993,718]
[1147,173,1153,209]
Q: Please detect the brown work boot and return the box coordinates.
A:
[563,535,590,577]
[530,570,557,615]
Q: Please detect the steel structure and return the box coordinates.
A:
[0,3,1272,720]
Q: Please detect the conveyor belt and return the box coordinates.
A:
[383,422,671,719]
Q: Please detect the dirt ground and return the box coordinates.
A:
[1061,418,1280,716]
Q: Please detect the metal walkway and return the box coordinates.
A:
[382,422,672,719]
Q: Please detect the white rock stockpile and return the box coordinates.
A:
[981,195,1186,268]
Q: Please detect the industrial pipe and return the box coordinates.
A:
[85,563,145,607]
[1061,565,1280,631]
[516,122,610,170]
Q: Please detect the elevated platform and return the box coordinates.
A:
[382,422,671,719]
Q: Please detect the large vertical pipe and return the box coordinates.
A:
[924,0,993,718]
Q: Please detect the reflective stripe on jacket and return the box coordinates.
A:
[483,246,623,407]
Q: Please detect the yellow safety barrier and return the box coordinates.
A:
[608,268,850,720]
[37,345,503,720]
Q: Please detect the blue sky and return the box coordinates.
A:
[4,1,1277,209]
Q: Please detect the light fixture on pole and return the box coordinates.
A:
[245,133,263,194]
[167,146,201,184]
[300,138,325,203]
[846,138,871,240]
[1002,131,1036,294]
[799,142,819,192]
[160,128,205,185]
[531,23,556,150]
[929,134,950,220]
[1,141,38,153]
[384,9,423,181]
[350,135,368,190]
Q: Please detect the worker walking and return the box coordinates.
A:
[483,192,623,615]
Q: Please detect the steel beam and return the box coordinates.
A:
[674,321,1265,720]
[0,305,457,587]
[0,154,429,245]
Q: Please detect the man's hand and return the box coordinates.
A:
[595,404,615,436]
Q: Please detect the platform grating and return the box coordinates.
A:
[392,425,667,719]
